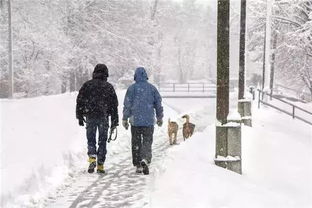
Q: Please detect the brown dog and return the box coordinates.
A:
[182,115,195,140]
[168,118,179,145]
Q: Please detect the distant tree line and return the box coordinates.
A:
[0,0,214,98]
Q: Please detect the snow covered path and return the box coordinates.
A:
[42,96,214,208]
[45,132,169,208]
[1,91,213,208]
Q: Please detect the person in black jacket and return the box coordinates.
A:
[76,64,119,174]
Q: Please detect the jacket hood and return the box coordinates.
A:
[93,64,108,80]
[134,67,148,82]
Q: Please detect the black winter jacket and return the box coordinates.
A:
[76,71,119,127]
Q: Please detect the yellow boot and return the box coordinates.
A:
[87,157,96,173]
[97,164,105,174]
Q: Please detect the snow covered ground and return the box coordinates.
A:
[1,91,311,207]
[260,93,312,124]
[1,93,87,207]
[152,105,312,208]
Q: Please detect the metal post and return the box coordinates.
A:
[238,0,246,100]
[188,83,190,92]
[292,106,295,119]
[216,0,230,124]
[173,83,175,92]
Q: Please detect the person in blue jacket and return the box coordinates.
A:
[122,67,164,175]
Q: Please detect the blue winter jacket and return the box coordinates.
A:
[123,67,164,127]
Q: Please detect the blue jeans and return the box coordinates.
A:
[86,118,109,165]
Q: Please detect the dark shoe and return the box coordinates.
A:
[97,164,105,174]
[136,165,143,174]
[88,157,96,173]
[140,159,149,175]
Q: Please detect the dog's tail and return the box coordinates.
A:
[182,114,190,123]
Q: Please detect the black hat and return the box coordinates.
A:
[93,64,108,78]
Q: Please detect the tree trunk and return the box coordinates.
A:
[69,70,76,92]
[8,0,13,98]
[178,46,185,83]
[261,30,266,93]
[61,79,67,93]
[238,0,246,100]
[150,0,161,84]
[151,0,158,21]
[216,0,230,124]
[270,32,278,96]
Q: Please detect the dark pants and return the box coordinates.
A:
[131,126,154,166]
[86,118,109,165]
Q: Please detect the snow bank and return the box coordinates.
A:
[1,90,137,207]
[151,101,312,208]
[1,93,87,207]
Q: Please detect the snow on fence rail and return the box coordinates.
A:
[274,83,311,102]
[157,83,216,98]
[257,89,312,125]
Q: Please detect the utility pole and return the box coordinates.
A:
[238,0,247,100]
[262,0,273,94]
[216,0,230,124]
[215,0,242,175]
[237,0,252,125]
[8,0,13,98]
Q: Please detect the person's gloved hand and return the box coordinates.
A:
[78,118,84,126]
[156,119,163,127]
[122,120,129,130]
[111,120,118,131]
[111,124,117,131]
